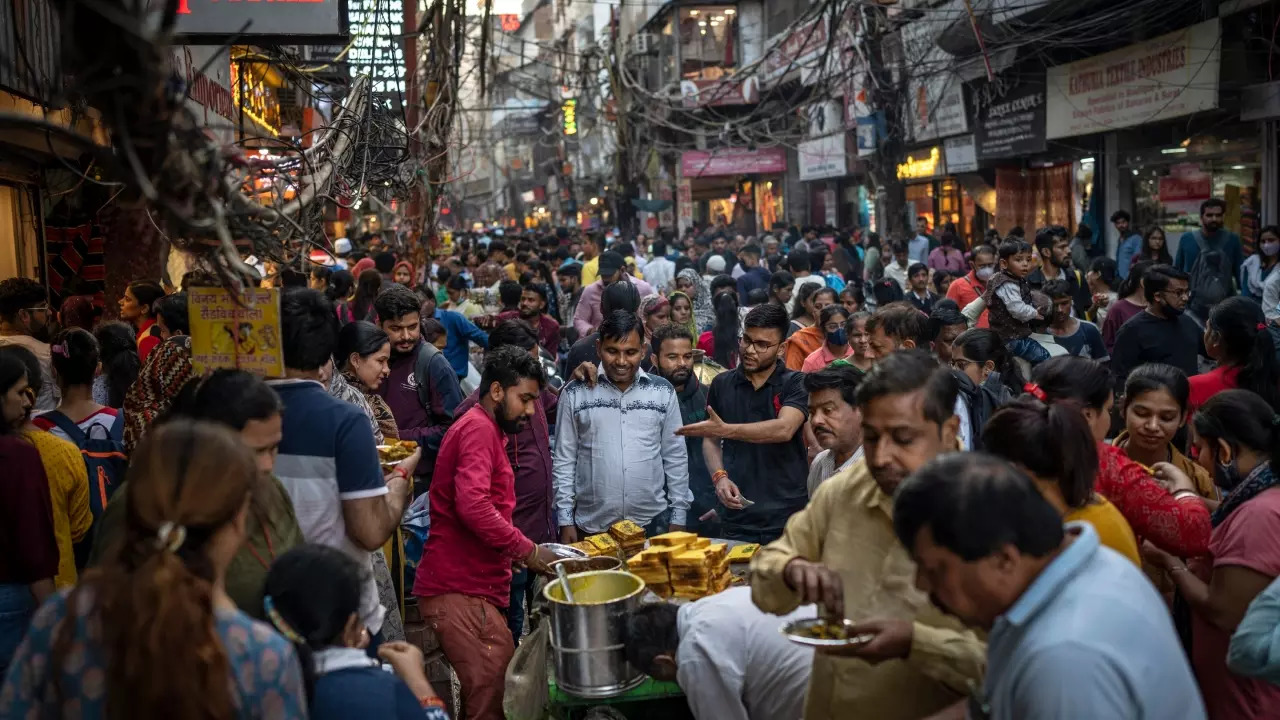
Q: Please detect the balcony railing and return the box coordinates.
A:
[1,0,62,103]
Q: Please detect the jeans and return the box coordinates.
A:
[506,567,534,646]
[1006,337,1051,366]
[0,584,36,679]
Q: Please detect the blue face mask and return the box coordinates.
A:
[826,328,848,345]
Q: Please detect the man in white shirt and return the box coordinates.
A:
[804,362,864,496]
[882,240,912,292]
[624,587,815,720]
[644,238,677,294]
[0,278,60,412]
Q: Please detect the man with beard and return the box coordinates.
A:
[804,362,864,496]
[677,303,808,543]
[1110,264,1204,396]
[890,454,1204,720]
[1028,225,1091,317]
[1174,197,1243,282]
[415,345,561,720]
[374,285,463,491]
[749,350,985,720]
[650,322,716,536]
[497,283,559,356]
[556,261,583,341]
[572,250,653,337]
[554,310,689,541]
[0,278,59,411]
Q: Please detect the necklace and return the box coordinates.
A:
[244,512,277,570]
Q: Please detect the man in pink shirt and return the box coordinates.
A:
[572,251,653,336]
[414,345,560,720]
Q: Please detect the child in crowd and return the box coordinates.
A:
[980,239,1050,366]
[264,544,448,720]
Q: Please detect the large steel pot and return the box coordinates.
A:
[548,555,623,575]
[543,570,646,698]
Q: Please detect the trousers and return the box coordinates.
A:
[418,593,513,720]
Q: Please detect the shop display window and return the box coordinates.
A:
[679,6,739,82]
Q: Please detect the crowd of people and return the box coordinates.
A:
[0,197,1279,719]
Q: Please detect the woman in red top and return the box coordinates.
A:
[1190,297,1279,413]
[116,280,165,364]
[1029,355,1212,558]
[698,292,740,369]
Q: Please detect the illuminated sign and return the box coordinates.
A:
[497,14,521,32]
[896,146,943,180]
[348,0,407,101]
[172,0,345,42]
[230,63,282,137]
[562,99,578,136]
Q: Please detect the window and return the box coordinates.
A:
[766,0,812,40]
[678,5,738,81]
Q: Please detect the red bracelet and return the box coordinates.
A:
[391,467,409,481]
[711,469,729,486]
[420,695,446,709]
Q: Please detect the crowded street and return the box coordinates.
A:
[4,0,1280,719]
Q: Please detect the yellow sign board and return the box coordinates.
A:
[563,98,578,136]
[897,146,942,181]
[188,287,285,377]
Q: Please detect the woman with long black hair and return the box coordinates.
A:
[698,291,741,369]
[1192,297,1280,412]
[1102,259,1152,353]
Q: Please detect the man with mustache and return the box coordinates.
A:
[650,322,715,536]
[0,278,59,412]
[414,344,561,720]
[750,350,985,720]
[804,362,864,496]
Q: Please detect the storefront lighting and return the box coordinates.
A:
[713,16,724,21]
[1231,165,1247,170]
[1132,169,1139,176]
[589,197,599,205]
[698,20,707,26]
[690,9,699,15]
[701,29,707,35]
[724,8,735,14]
[710,20,720,26]
[1160,147,1187,154]
[258,148,270,156]
[1079,157,1095,164]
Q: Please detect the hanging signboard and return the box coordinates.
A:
[1045,19,1221,139]
[172,0,347,44]
[759,13,831,88]
[171,46,234,146]
[897,146,945,181]
[798,133,850,181]
[188,287,285,377]
[680,147,787,178]
[975,80,1047,160]
[944,134,978,174]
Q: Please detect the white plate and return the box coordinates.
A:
[781,617,875,648]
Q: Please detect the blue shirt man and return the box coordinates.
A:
[1112,210,1142,280]
[1174,199,1243,282]
[423,295,488,377]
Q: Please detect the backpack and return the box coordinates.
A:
[412,342,462,454]
[41,411,127,567]
[1188,231,1234,319]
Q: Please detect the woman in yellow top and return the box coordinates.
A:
[983,396,1142,566]
[0,345,90,587]
[1113,363,1217,502]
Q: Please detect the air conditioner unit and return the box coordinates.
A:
[632,32,658,55]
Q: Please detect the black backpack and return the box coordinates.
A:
[1188,232,1234,320]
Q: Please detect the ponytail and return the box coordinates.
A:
[953,328,1026,395]
[1207,297,1280,411]
[53,420,256,719]
[983,398,1098,509]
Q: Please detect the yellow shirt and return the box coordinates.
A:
[750,459,987,720]
[1065,497,1141,566]
[580,256,600,287]
[503,262,520,282]
[23,429,91,588]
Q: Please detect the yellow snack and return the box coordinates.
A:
[649,531,697,547]
[687,537,711,550]
[586,533,620,553]
[669,549,708,566]
[608,519,646,543]
[727,543,760,563]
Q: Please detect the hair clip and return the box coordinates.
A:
[1023,382,1048,403]
[50,343,69,358]
[263,595,307,645]
[154,521,187,553]
[1259,323,1268,331]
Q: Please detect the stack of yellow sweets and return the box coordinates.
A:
[626,532,731,600]
[607,519,647,554]
[570,533,619,558]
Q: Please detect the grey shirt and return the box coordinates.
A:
[553,366,691,533]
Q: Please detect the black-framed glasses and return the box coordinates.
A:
[739,337,781,354]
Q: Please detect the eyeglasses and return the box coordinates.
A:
[950,358,976,371]
[1161,289,1191,300]
[739,337,781,354]
[23,305,49,314]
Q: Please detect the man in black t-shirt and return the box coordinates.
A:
[677,303,809,543]
[1111,264,1203,396]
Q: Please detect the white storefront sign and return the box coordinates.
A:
[798,133,849,181]
[944,134,978,174]
[901,20,969,142]
[1045,19,1220,139]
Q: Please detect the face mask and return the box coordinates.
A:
[826,328,848,345]
[1263,240,1280,257]
[975,267,994,282]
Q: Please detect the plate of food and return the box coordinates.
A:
[781,617,875,648]
[377,440,418,469]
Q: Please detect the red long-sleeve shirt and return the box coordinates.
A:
[1096,442,1212,558]
[412,404,536,610]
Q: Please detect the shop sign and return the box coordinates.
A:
[1045,19,1221,140]
[897,146,944,181]
[562,99,578,135]
[173,0,344,42]
[172,46,234,146]
[680,76,760,108]
[759,13,831,88]
[348,0,407,97]
[855,111,883,157]
[680,147,787,178]
[944,134,978,174]
[1159,164,1212,205]
[907,74,968,142]
[677,179,693,233]
[975,80,1047,160]
[798,133,849,181]
[188,287,284,377]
